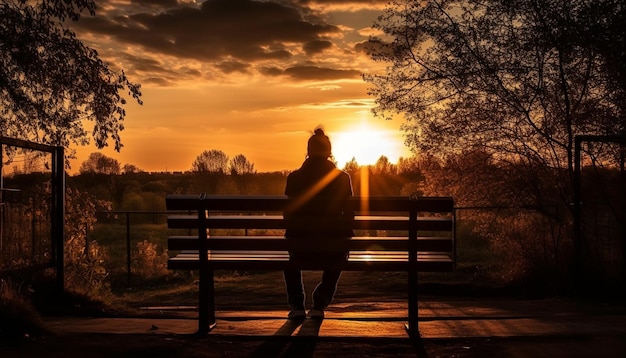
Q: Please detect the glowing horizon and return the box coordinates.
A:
[332,118,405,167]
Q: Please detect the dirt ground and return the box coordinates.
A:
[3,297,626,357]
[3,333,626,358]
[3,272,626,357]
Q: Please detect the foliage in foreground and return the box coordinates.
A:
[64,187,112,298]
[0,0,142,159]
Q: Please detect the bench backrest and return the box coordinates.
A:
[166,194,455,257]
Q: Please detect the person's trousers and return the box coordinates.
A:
[283,251,347,309]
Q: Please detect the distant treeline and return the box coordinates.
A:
[3,165,424,213]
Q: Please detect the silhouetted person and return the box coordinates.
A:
[283,126,354,320]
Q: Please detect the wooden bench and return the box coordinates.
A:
[166,194,456,338]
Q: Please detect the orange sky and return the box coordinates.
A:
[68,0,411,174]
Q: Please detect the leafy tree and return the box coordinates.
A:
[79,152,120,175]
[229,154,256,175]
[397,156,418,175]
[372,155,396,175]
[365,0,625,209]
[122,163,143,174]
[0,0,142,160]
[228,154,256,194]
[397,156,423,182]
[191,149,229,173]
[343,157,360,178]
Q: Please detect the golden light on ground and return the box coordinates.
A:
[332,120,402,168]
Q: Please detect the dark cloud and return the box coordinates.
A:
[142,76,176,86]
[284,65,361,81]
[116,52,205,84]
[216,60,251,74]
[259,64,360,80]
[117,52,179,83]
[72,0,382,84]
[259,66,284,76]
[354,39,392,57]
[303,40,333,55]
[78,0,340,62]
[183,68,203,77]
[295,0,387,6]
[122,53,171,74]
[130,0,179,7]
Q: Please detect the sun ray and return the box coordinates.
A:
[284,169,341,214]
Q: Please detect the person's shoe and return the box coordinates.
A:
[288,308,306,320]
[308,308,324,319]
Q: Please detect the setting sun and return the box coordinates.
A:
[332,122,405,168]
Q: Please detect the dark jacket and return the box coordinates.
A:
[284,157,354,240]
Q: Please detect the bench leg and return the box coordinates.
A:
[198,268,217,335]
[405,270,419,339]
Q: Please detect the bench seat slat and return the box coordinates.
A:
[168,250,453,261]
[168,253,454,271]
[171,250,451,258]
[168,236,453,252]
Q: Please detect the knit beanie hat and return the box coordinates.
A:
[307,127,332,158]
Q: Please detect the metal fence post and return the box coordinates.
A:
[52,146,65,294]
[126,211,131,287]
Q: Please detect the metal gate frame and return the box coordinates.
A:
[0,136,65,292]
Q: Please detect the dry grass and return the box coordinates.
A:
[0,281,47,338]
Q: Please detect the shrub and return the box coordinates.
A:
[132,240,169,279]
[64,187,112,298]
[471,209,570,292]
